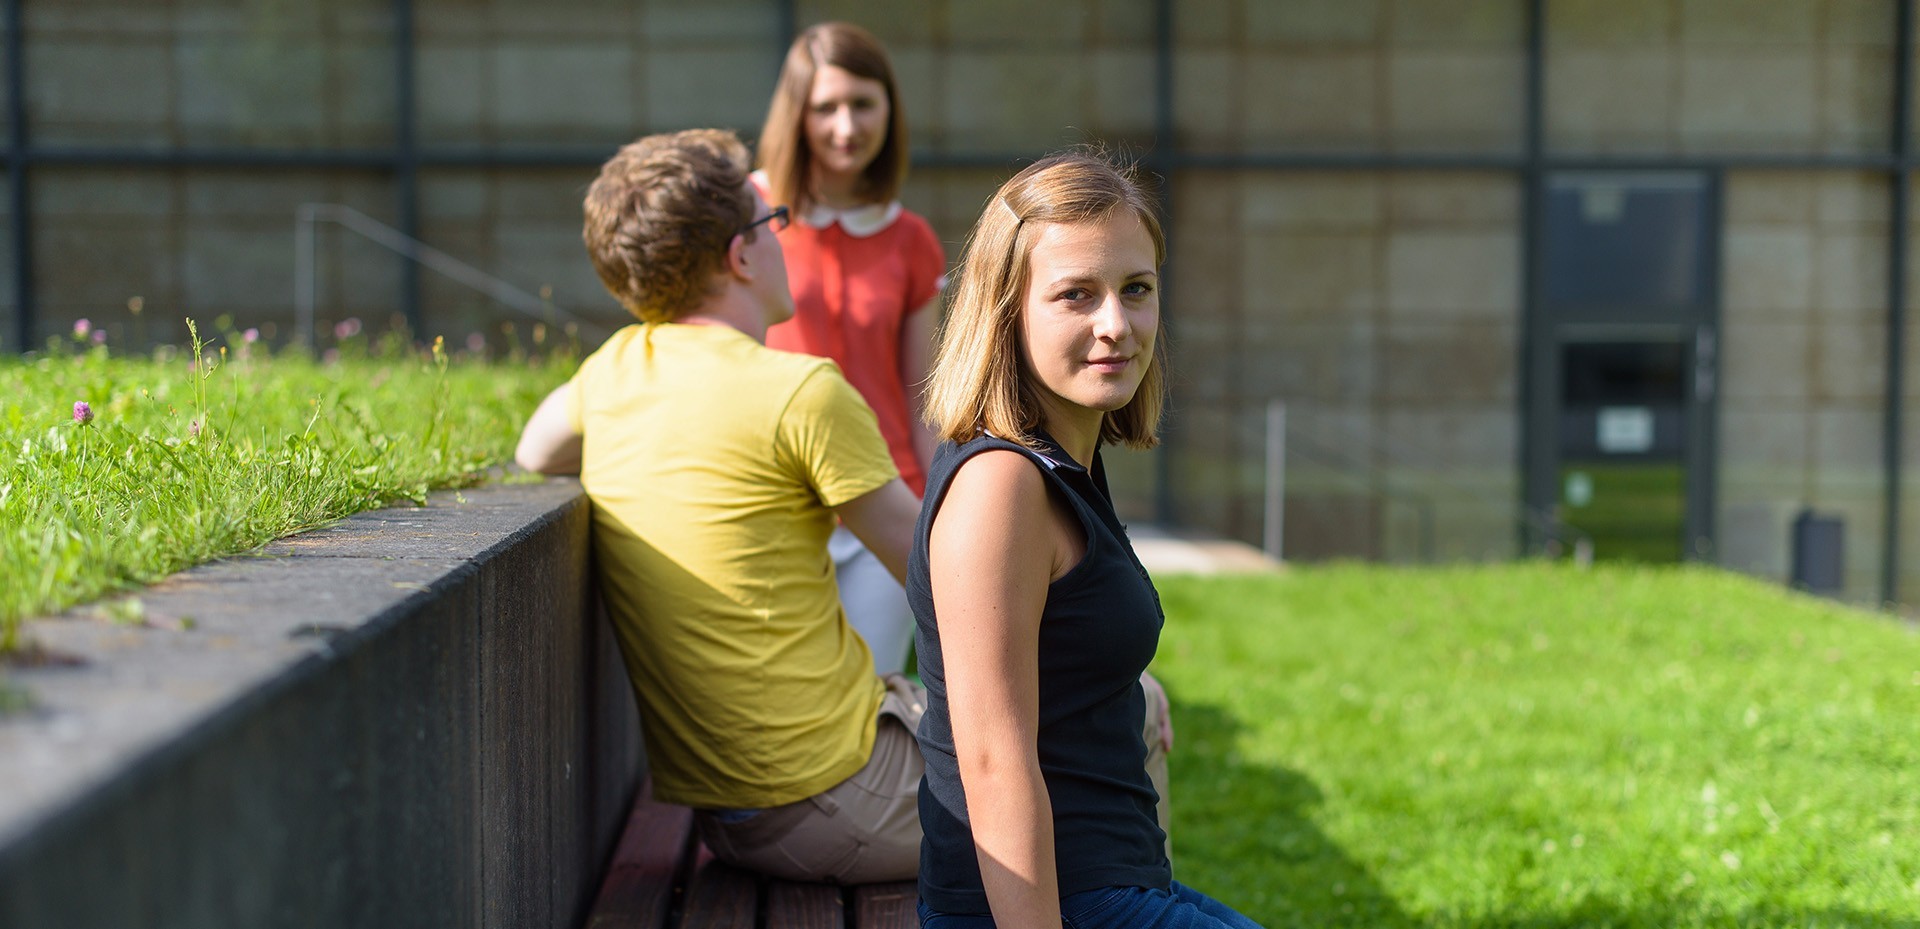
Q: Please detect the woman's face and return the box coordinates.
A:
[1019,211,1159,426]
[804,65,891,182]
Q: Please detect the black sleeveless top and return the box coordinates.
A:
[907,431,1171,913]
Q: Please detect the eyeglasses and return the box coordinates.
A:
[739,205,790,237]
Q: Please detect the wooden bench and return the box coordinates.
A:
[584,781,917,929]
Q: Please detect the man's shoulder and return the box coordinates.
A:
[583,324,837,383]
[738,340,847,392]
[689,335,859,425]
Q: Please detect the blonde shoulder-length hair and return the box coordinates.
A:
[924,150,1167,451]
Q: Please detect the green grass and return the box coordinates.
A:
[0,323,568,650]
[1559,463,1688,563]
[1153,564,1920,929]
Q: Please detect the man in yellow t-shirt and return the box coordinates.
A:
[514,129,924,884]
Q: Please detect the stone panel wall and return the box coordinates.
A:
[415,0,781,149]
[1546,0,1894,155]
[33,168,399,349]
[1175,0,1524,155]
[1720,170,1889,600]
[1165,169,1521,560]
[25,0,395,149]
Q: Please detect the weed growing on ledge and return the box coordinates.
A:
[0,319,571,651]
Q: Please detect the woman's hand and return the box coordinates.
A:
[1140,670,1173,754]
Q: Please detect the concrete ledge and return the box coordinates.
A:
[0,480,641,929]
[1128,524,1283,575]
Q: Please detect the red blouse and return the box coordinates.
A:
[759,179,947,496]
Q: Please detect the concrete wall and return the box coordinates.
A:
[1165,169,1523,562]
[1720,171,1891,601]
[0,480,641,929]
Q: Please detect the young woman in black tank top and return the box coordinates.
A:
[909,152,1264,929]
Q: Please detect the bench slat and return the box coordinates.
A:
[680,845,759,929]
[583,781,922,929]
[852,882,917,929]
[583,786,694,929]
[766,881,842,929]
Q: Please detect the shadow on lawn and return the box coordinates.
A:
[1169,700,1417,928]
[1167,701,1918,929]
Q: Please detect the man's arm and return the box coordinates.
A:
[831,477,919,585]
[515,383,583,476]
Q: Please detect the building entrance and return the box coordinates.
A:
[1528,172,1719,562]
[1556,339,1690,562]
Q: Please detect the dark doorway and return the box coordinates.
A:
[1556,340,1690,562]
[1527,172,1720,562]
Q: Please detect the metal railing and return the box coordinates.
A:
[293,203,610,352]
[1257,400,1438,563]
[1257,400,1590,567]
[1522,504,1595,568]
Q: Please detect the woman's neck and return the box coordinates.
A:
[1040,407,1103,470]
[808,166,870,210]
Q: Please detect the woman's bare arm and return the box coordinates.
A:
[929,449,1079,929]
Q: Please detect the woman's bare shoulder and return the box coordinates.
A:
[933,448,1051,538]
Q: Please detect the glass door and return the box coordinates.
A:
[1528,172,1719,561]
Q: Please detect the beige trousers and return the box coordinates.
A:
[694,673,928,884]
[694,673,1175,883]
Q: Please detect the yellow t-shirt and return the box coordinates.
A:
[566,323,897,808]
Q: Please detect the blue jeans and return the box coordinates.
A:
[918,882,1264,929]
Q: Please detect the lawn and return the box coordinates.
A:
[1152,565,1920,928]
[0,322,569,650]
[10,327,1920,928]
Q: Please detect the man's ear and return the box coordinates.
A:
[725,233,753,282]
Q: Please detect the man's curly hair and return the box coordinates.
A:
[582,129,757,323]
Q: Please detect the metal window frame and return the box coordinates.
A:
[0,0,1911,601]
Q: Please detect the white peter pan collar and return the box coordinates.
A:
[797,199,904,237]
[750,169,904,238]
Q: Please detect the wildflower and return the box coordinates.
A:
[243,328,260,343]
[73,318,91,337]
[73,400,93,425]
[188,419,201,439]
[334,317,362,339]
[466,332,486,353]
[92,328,106,345]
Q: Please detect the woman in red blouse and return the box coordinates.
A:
[755,22,947,675]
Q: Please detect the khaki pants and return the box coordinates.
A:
[1140,670,1173,857]
[695,673,1175,883]
[695,674,928,884]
